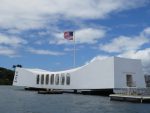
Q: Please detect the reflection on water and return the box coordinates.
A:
[0,86,150,113]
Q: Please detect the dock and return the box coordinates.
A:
[38,90,63,94]
[109,94,150,103]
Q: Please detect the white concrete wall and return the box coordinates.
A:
[114,57,146,88]
[13,57,146,90]
[69,58,114,89]
[31,58,114,89]
[13,58,115,89]
[13,68,37,87]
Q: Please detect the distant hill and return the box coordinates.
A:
[0,67,14,85]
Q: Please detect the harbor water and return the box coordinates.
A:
[0,86,150,113]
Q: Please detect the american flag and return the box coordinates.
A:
[64,31,73,40]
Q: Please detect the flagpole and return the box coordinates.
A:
[73,31,76,68]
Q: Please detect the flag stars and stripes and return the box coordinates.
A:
[64,31,74,40]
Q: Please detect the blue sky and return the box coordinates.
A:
[0,0,150,73]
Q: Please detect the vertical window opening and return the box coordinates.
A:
[66,73,70,85]
[55,74,59,85]
[36,74,40,84]
[61,73,65,85]
[46,74,49,85]
[126,74,135,87]
[41,74,44,85]
[50,74,54,85]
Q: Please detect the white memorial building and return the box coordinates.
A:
[13,57,147,93]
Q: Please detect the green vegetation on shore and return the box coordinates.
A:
[0,67,14,85]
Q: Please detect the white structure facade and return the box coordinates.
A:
[13,57,146,90]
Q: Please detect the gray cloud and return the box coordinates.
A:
[28,48,65,56]
[100,27,150,53]
[0,0,148,30]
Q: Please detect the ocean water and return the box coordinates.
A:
[0,86,150,113]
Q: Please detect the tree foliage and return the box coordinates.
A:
[0,67,14,85]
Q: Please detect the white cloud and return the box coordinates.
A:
[51,28,106,44]
[90,48,150,74]
[91,27,150,73]
[0,34,27,57]
[64,48,74,52]
[85,55,109,65]
[0,46,17,57]
[141,27,150,37]
[75,28,106,44]
[0,0,148,30]
[100,27,150,53]
[28,48,64,56]
[34,40,45,45]
[118,48,150,74]
[0,34,27,47]
[90,55,109,62]
[64,48,80,52]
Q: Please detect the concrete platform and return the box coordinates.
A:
[38,90,63,94]
[110,94,150,103]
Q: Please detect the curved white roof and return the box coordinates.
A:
[25,64,87,74]
[22,57,109,74]
[22,57,135,74]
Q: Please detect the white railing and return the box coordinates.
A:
[113,88,150,96]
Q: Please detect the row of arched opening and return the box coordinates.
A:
[36,73,71,85]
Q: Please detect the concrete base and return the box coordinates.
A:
[82,89,113,96]
[110,94,150,103]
